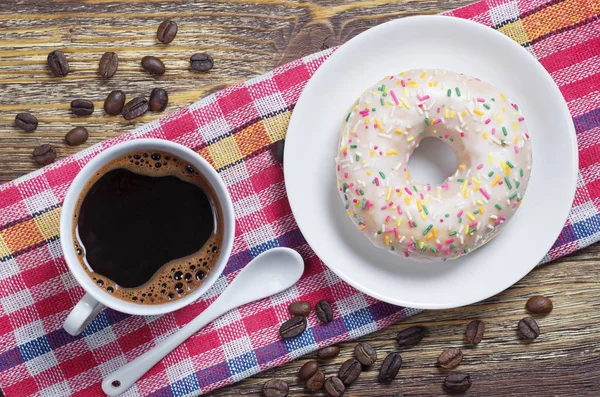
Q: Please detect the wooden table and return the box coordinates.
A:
[1,1,599,396]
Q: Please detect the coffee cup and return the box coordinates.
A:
[60,139,234,336]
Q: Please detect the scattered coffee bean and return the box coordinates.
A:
[104,90,126,116]
[157,19,178,44]
[518,317,540,339]
[190,53,214,72]
[465,320,485,345]
[338,359,361,386]
[271,140,285,164]
[47,50,69,77]
[443,373,472,394]
[289,301,310,317]
[317,345,340,359]
[306,370,325,393]
[315,300,333,324]
[99,52,118,78]
[279,315,307,339]
[324,376,345,397]
[396,326,426,348]
[122,96,149,120]
[262,379,288,397]
[141,56,166,75]
[526,295,553,314]
[354,342,377,366]
[71,99,94,116]
[15,113,38,132]
[298,360,318,380]
[32,144,56,165]
[65,127,88,146]
[379,352,402,383]
[149,88,169,112]
[438,348,463,369]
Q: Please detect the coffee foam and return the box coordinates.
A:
[72,150,224,305]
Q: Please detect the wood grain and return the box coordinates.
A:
[1,1,599,396]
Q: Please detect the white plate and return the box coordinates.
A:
[284,16,577,309]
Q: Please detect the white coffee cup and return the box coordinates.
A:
[60,139,235,336]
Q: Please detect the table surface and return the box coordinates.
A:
[1,0,599,396]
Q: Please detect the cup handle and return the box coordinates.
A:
[64,293,104,336]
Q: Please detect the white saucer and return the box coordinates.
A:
[284,16,577,309]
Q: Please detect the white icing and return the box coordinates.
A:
[335,69,533,261]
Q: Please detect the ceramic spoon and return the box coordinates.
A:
[102,247,304,396]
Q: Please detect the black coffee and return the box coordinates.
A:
[73,150,224,304]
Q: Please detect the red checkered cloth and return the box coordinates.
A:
[1,0,599,395]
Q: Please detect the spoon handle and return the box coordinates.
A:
[102,301,226,396]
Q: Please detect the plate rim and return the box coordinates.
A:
[284,15,578,309]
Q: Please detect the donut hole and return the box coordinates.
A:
[407,137,458,186]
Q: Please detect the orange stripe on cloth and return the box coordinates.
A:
[521,0,599,42]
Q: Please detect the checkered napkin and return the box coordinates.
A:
[0,0,599,395]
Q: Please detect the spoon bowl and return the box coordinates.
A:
[102,247,304,396]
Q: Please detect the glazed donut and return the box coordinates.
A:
[335,69,532,261]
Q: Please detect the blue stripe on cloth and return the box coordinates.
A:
[19,336,52,361]
[552,223,578,249]
[343,307,375,331]
[224,250,253,276]
[0,347,24,371]
[312,317,348,343]
[255,341,288,366]
[574,107,600,134]
[277,228,307,249]
[146,385,173,397]
[170,373,199,397]
[369,301,406,321]
[227,351,259,376]
[47,328,78,350]
[572,213,600,239]
[249,238,279,257]
[81,310,111,337]
[196,363,231,389]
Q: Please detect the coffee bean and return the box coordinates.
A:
[289,301,310,317]
[262,379,288,397]
[71,99,94,116]
[306,370,325,392]
[317,346,340,359]
[438,348,463,369]
[443,373,472,394]
[518,317,540,339]
[15,113,38,132]
[99,52,118,78]
[526,295,553,314]
[354,342,377,366]
[271,140,285,164]
[149,88,168,112]
[157,19,178,44]
[298,360,318,380]
[190,53,214,72]
[47,50,69,77]
[141,56,165,75]
[32,144,56,165]
[279,315,307,339]
[104,90,126,116]
[465,320,485,345]
[338,359,361,386]
[396,326,426,348]
[379,352,402,382]
[315,300,333,324]
[122,97,149,120]
[324,376,345,397]
[65,127,88,146]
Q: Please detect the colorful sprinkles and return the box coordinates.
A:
[335,69,532,260]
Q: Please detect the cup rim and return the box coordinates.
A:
[60,138,235,316]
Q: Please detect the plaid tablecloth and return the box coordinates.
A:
[1,0,599,395]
